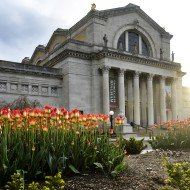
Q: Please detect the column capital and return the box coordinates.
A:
[147,74,154,81]
[171,77,177,83]
[100,65,110,74]
[118,68,126,76]
[133,71,141,78]
[159,75,167,82]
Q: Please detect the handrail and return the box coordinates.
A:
[131,123,154,139]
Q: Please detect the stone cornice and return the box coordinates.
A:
[45,48,181,71]
[96,50,181,71]
[177,71,186,77]
[0,61,62,79]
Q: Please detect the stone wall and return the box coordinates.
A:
[0,61,63,108]
[54,57,93,113]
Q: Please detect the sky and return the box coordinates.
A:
[0,0,190,87]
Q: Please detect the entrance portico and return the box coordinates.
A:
[100,61,179,126]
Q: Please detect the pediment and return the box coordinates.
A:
[46,28,69,52]
[71,3,172,40]
[30,45,45,65]
[98,3,172,39]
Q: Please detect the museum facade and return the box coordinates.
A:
[0,3,189,126]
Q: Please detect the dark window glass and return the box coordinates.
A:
[117,32,125,51]
[142,38,149,56]
[128,32,139,53]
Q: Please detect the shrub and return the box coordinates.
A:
[4,172,65,190]
[43,172,65,190]
[4,170,24,190]
[149,128,190,150]
[123,137,147,154]
[162,157,190,190]
[28,182,40,190]
[0,95,41,110]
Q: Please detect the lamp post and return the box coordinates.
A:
[109,110,114,129]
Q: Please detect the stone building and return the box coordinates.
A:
[0,3,189,125]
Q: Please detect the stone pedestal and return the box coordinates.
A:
[122,123,133,133]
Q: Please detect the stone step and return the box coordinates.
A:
[122,132,137,139]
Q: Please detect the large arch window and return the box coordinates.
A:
[117,32,126,51]
[128,31,139,54]
[117,30,150,56]
[142,38,149,56]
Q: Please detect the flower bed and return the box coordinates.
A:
[0,106,126,186]
[149,119,190,150]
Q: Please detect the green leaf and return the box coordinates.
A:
[111,162,127,177]
[94,162,104,170]
[110,170,118,178]
[69,164,80,174]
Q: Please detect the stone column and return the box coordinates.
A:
[141,78,147,126]
[127,75,133,122]
[102,66,110,114]
[147,74,154,126]
[176,77,183,119]
[133,71,140,125]
[160,76,166,122]
[118,69,125,115]
[171,78,177,119]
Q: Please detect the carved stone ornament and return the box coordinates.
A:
[41,87,48,94]
[159,75,166,82]
[21,84,29,92]
[147,74,154,81]
[11,84,18,90]
[133,19,139,29]
[100,66,110,74]
[171,77,177,84]
[134,71,140,78]
[119,69,125,76]
[91,3,96,11]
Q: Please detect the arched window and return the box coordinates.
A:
[36,59,42,65]
[142,38,149,56]
[53,43,61,50]
[128,31,139,54]
[117,30,150,56]
[117,32,125,51]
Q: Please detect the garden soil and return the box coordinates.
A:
[64,150,190,190]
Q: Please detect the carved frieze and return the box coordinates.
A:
[46,49,181,72]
